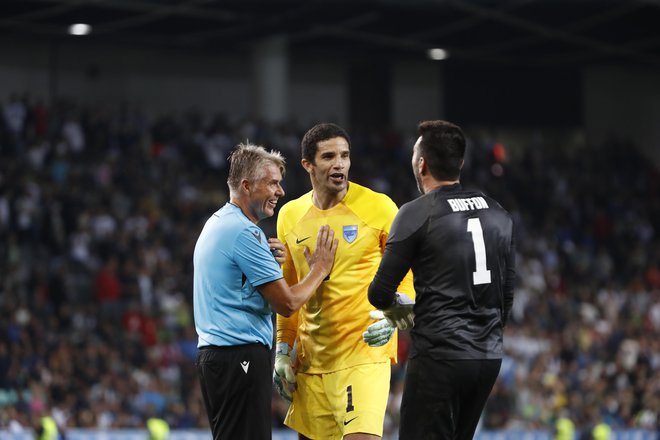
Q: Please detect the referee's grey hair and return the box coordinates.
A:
[227,143,286,196]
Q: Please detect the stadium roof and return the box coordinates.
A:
[2,0,660,68]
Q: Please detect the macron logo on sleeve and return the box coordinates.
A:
[251,230,262,243]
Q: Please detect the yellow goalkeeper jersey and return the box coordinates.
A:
[276,182,415,374]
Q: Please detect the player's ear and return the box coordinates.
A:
[301,158,313,174]
[418,156,427,176]
[240,178,251,194]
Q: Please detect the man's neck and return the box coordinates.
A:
[423,179,459,194]
[229,197,258,224]
[312,185,348,210]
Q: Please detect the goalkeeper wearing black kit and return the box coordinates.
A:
[368,120,516,440]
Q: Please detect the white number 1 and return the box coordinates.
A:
[467,218,491,285]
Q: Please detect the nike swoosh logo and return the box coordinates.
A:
[344,417,358,426]
[296,236,310,244]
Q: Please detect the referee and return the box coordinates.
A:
[368,120,516,440]
[193,143,337,439]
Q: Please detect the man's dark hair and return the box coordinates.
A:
[417,120,466,181]
[301,123,351,163]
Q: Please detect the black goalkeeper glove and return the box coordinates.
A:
[383,292,415,330]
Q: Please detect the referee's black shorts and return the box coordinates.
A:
[196,343,272,440]
[399,356,502,440]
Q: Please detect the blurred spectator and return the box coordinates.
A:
[0,94,658,434]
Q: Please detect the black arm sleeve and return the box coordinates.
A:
[368,205,426,309]
[502,228,516,327]
[368,249,412,309]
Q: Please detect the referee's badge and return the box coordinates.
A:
[343,225,358,243]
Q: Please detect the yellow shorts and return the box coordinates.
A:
[284,362,391,439]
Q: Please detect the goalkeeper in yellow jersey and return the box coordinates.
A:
[274,123,415,440]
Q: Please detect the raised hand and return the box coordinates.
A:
[303,225,338,278]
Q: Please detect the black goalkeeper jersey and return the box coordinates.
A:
[368,183,515,360]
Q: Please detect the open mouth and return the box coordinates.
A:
[267,200,278,208]
[329,173,345,184]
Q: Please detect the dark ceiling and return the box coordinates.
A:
[2,0,660,68]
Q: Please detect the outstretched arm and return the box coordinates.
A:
[259,225,337,316]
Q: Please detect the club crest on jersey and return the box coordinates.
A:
[343,225,358,243]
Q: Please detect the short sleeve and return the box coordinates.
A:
[234,226,283,287]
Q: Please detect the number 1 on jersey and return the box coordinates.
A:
[467,218,491,285]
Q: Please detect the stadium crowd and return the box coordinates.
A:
[0,94,658,437]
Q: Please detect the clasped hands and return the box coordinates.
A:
[362,293,415,347]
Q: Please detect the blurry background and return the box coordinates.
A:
[0,1,658,439]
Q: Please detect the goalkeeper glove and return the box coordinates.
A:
[362,310,395,347]
[383,292,415,330]
[273,343,296,403]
